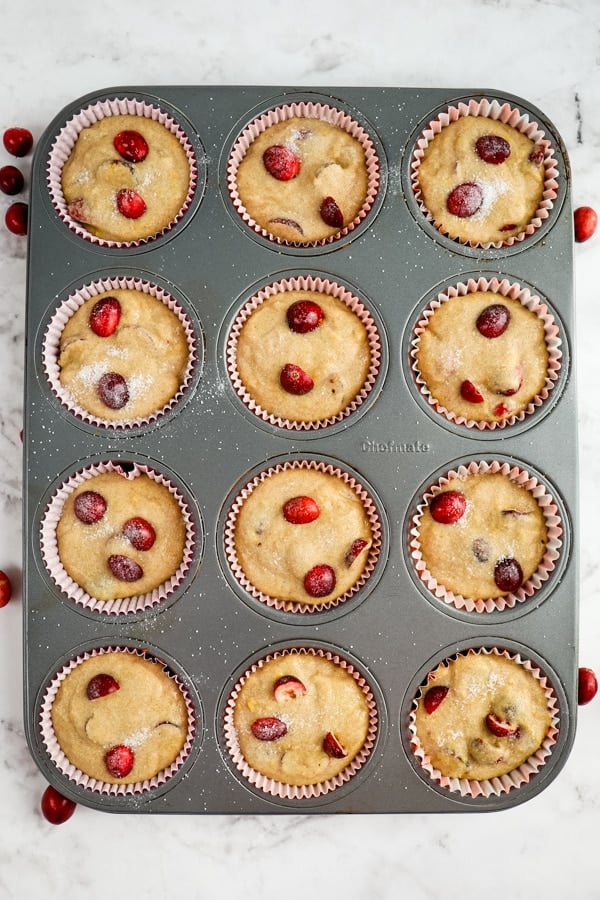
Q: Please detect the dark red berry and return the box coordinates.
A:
[528,145,545,165]
[73,490,107,524]
[86,673,120,700]
[5,201,28,235]
[423,685,449,714]
[273,676,307,702]
[113,130,149,163]
[446,182,483,218]
[475,134,511,165]
[345,538,369,567]
[286,299,325,334]
[41,785,76,824]
[493,557,523,593]
[105,744,134,778]
[116,188,146,219]
[122,516,156,551]
[0,165,24,195]
[250,717,287,741]
[282,495,320,524]
[108,555,143,582]
[578,667,598,705]
[304,563,336,598]
[89,297,121,337]
[476,303,511,338]
[322,731,347,758]
[3,127,33,157]
[429,490,467,524]
[279,363,314,395]
[97,372,129,409]
[574,206,598,243]
[0,570,12,608]
[262,145,301,181]
[320,196,344,228]
[460,379,484,403]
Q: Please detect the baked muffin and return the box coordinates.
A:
[412,650,554,782]
[48,649,191,785]
[229,649,373,789]
[233,115,369,244]
[416,468,548,603]
[229,287,375,427]
[61,114,191,242]
[55,288,192,424]
[55,469,187,603]
[414,290,549,425]
[416,115,546,245]
[230,463,375,608]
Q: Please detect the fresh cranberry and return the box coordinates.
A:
[5,201,28,235]
[73,490,107,524]
[113,130,149,163]
[116,188,146,219]
[3,127,33,157]
[122,516,156,551]
[574,206,598,243]
[86,673,120,700]
[262,145,301,181]
[460,379,484,403]
[423,685,449,714]
[429,490,467,524]
[251,717,287,741]
[41,785,76,824]
[108,555,143,582]
[105,744,134,778]
[0,570,12,607]
[475,134,511,164]
[320,196,344,228]
[286,299,325,334]
[97,372,129,409]
[0,165,24,195]
[303,563,336,598]
[282,495,320,524]
[578,667,598,705]
[89,297,121,337]
[446,182,483,218]
[279,363,314,395]
[476,303,511,338]
[493,557,523,592]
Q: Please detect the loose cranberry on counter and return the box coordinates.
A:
[3,127,33,157]
[41,785,76,824]
[574,206,597,243]
[0,570,12,607]
[578,667,598,705]
[5,201,28,236]
[0,165,24,195]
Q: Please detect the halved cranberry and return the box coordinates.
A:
[429,490,467,524]
[262,145,301,181]
[86,673,120,700]
[122,516,156,551]
[486,712,520,738]
[105,744,134,778]
[320,196,344,228]
[279,363,314,395]
[0,165,24,195]
[493,557,523,593]
[5,201,28,235]
[460,379,484,403]
[476,303,510,338]
[322,731,347,758]
[73,490,107,524]
[423,685,449,714]
[116,188,146,219]
[89,297,121,337]
[3,127,33,157]
[97,372,129,409]
[250,717,287,741]
[113,130,149,163]
[108,554,143,582]
[345,538,369,567]
[304,563,336,598]
[273,676,307,702]
[446,182,483,218]
[528,145,545,165]
[286,299,325,334]
[475,134,510,165]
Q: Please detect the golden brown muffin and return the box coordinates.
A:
[235,117,368,243]
[415,291,548,424]
[416,116,545,244]
[413,651,552,781]
[232,651,370,786]
[51,650,190,784]
[56,470,187,602]
[61,115,190,242]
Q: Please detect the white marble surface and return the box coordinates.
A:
[1,1,599,897]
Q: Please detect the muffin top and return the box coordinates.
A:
[61,114,190,242]
[416,116,545,244]
[234,116,368,243]
[413,651,552,781]
[232,652,371,786]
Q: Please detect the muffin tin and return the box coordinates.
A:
[22,85,577,813]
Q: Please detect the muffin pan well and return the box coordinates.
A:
[23,86,577,813]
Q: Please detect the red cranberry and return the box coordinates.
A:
[423,685,449,714]
[89,297,121,337]
[262,145,301,181]
[41,785,76,824]
[578,667,598,705]
[5,201,28,235]
[476,303,511,338]
[105,744,134,778]
[493,557,523,593]
[0,165,24,195]
[320,196,344,228]
[279,363,314,395]
[97,372,129,410]
[460,379,484,403]
[113,130,149,163]
[73,490,107,524]
[122,516,156,551]
[86,673,120,700]
[475,134,511,165]
[116,188,146,219]
[282,496,320,524]
[322,731,347,758]
[0,570,12,608]
[286,299,325,334]
[429,490,467,524]
[251,717,288,741]
[304,563,336,598]
[108,555,143,582]
[446,182,483,218]
[3,127,33,157]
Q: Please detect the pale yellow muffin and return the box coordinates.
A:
[415,292,548,424]
[234,291,371,423]
[56,471,186,602]
[418,471,547,600]
[414,652,552,781]
[61,114,190,242]
[233,466,373,606]
[233,652,370,786]
[417,116,545,244]
[51,651,189,784]
[57,289,190,422]
[235,117,368,243]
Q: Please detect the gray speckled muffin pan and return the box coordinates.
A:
[23,86,577,814]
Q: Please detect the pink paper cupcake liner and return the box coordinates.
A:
[40,646,196,797]
[226,275,382,431]
[40,460,196,615]
[409,459,563,614]
[408,646,560,799]
[42,275,198,430]
[410,97,559,249]
[223,646,378,800]
[224,458,383,614]
[410,275,563,431]
[47,97,198,247]
[227,101,380,247]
